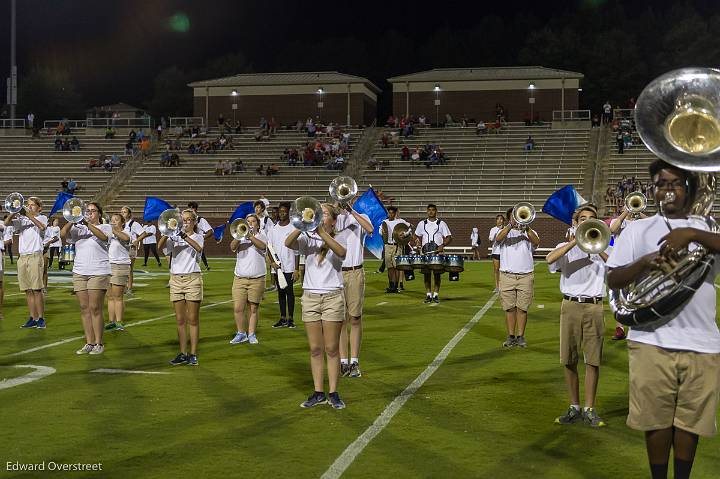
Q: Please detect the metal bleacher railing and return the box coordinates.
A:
[169,117,205,128]
[0,118,25,128]
[552,110,591,121]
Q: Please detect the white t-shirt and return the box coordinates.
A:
[44,225,61,248]
[12,214,48,255]
[548,243,606,297]
[67,223,113,275]
[489,226,503,255]
[297,230,348,293]
[126,219,144,244]
[498,228,536,274]
[606,215,720,353]
[167,232,204,274]
[337,212,370,267]
[470,229,479,247]
[3,224,13,242]
[109,228,133,265]
[233,232,268,278]
[382,218,410,245]
[259,214,275,234]
[267,222,298,273]
[143,225,157,244]
[197,217,213,236]
[414,218,451,247]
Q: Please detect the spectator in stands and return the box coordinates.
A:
[67,178,78,194]
[592,113,601,128]
[602,100,612,124]
[234,159,245,173]
[105,126,115,139]
[525,137,536,151]
[616,132,624,154]
[161,151,172,167]
[156,123,163,141]
[220,160,231,175]
[381,133,389,148]
[391,131,400,147]
[140,137,151,160]
[27,112,34,129]
[476,120,487,135]
[88,154,104,170]
[269,117,277,135]
[70,136,80,151]
[54,138,63,151]
[136,129,145,142]
[213,160,224,175]
[367,157,379,170]
[411,148,421,164]
[111,153,122,169]
[128,129,137,142]
[61,178,69,193]
[217,114,226,133]
[62,139,71,151]
[103,155,114,172]
[256,164,264,175]
[218,135,228,150]
[307,121,316,138]
[418,115,427,126]
[401,145,410,161]
[266,164,279,176]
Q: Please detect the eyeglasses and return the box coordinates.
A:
[86,209,99,213]
[654,180,685,190]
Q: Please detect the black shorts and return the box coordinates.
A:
[491,254,500,260]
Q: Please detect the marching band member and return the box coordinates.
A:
[105,213,133,331]
[470,226,481,260]
[488,214,506,292]
[0,224,4,321]
[5,196,47,329]
[546,205,608,428]
[120,206,149,295]
[187,202,213,271]
[607,160,720,479]
[268,202,300,329]
[158,209,204,366]
[229,214,268,345]
[495,207,539,348]
[42,218,61,292]
[142,220,162,267]
[381,206,411,293]
[286,204,348,409]
[61,202,112,354]
[337,200,373,378]
[254,200,276,291]
[413,204,452,303]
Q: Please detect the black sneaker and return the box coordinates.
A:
[341,363,351,377]
[287,319,296,329]
[432,296,440,303]
[423,295,432,303]
[349,362,362,378]
[300,392,328,408]
[169,353,188,366]
[555,406,583,425]
[385,287,398,293]
[272,318,288,328]
[328,392,346,409]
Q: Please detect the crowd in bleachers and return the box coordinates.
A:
[280,135,350,170]
[605,175,651,214]
[54,136,81,151]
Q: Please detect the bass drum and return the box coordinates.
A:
[444,255,464,273]
[395,255,412,271]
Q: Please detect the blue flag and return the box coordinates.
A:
[542,185,586,225]
[229,202,254,223]
[352,188,388,259]
[49,192,74,217]
[143,196,174,222]
[213,224,227,242]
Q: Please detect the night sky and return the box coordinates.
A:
[0,0,715,112]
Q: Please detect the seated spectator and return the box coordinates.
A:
[88,154,105,170]
[54,138,63,151]
[161,151,172,167]
[62,139,71,151]
[381,133,389,148]
[136,129,145,142]
[234,159,245,173]
[125,140,134,155]
[234,119,242,134]
[391,131,399,147]
[70,136,80,151]
[128,129,137,142]
[367,157,379,170]
[475,121,486,135]
[61,178,69,192]
[411,148,421,163]
[169,153,180,167]
[103,155,113,172]
[218,135,228,150]
[307,122,316,138]
[214,160,223,175]
[222,160,233,176]
[111,153,122,168]
[266,163,279,176]
[256,164,264,175]
[592,114,601,128]
[401,145,410,161]
[104,126,115,139]
[525,136,535,151]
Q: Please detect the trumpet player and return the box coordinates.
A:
[546,205,608,428]
[5,196,48,329]
[495,205,539,348]
[229,214,268,345]
[607,159,720,479]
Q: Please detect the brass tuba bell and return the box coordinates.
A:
[574,218,611,254]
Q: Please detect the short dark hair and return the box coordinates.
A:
[506,207,513,220]
[495,214,505,221]
[253,200,266,210]
[387,206,398,212]
[427,203,437,209]
[649,159,687,180]
[278,201,291,210]
[187,201,199,210]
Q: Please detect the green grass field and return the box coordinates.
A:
[1,258,719,479]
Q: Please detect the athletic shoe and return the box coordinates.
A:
[341,363,351,377]
[115,322,125,331]
[349,362,362,378]
[187,354,199,366]
[89,344,104,355]
[555,406,583,425]
[515,336,527,348]
[612,326,626,340]
[272,319,288,328]
[385,287,397,293]
[265,285,277,292]
[300,392,328,408]
[502,336,516,348]
[583,408,607,428]
[328,392,346,409]
[287,319,296,329]
[105,322,118,331]
[248,333,259,344]
[21,318,37,329]
[423,296,432,303]
[125,288,133,296]
[35,318,46,329]
[432,296,440,303]
[41,288,48,294]
[398,285,404,291]
[76,343,94,355]
[169,353,188,365]
[230,332,248,344]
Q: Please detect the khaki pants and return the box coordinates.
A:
[499,272,533,311]
[559,299,604,366]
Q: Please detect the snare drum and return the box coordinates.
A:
[395,255,412,271]
[427,254,446,271]
[444,255,464,273]
[410,254,426,269]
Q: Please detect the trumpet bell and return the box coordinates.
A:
[62,198,86,224]
[575,218,611,254]
[512,202,536,225]
[329,176,358,204]
[229,218,251,240]
[625,191,647,215]
[158,209,182,236]
[290,196,322,232]
[4,192,24,214]
[392,223,411,246]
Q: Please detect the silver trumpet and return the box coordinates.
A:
[290,196,323,232]
[574,218,611,254]
[4,192,24,214]
[229,218,252,240]
[624,191,647,218]
[62,198,86,224]
[158,209,182,236]
[511,202,535,229]
[329,176,358,205]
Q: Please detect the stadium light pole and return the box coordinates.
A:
[434,84,440,127]
[231,89,238,124]
[528,82,536,125]
[9,0,17,126]
[317,87,324,123]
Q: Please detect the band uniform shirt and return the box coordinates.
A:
[167,232,204,275]
[67,223,113,276]
[267,222,298,273]
[196,217,213,237]
[489,226,503,255]
[142,225,158,245]
[233,232,268,278]
[470,228,479,247]
[109,228,135,265]
[606,215,720,353]
[44,225,62,249]
[498,228,536,274]
[260,215,275,234]
[12,214,48,255]
[337,212,370,267]
[126,220,144,242]
[414,219,451,247]
[297,229,348,294]
[548,242,606,298]
[382,218,411,245]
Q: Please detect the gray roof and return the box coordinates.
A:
[188,71,382,93]
[388,66,584,83]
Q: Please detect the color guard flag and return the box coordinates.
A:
[49,192,74,217]
[213,224,226,242]
[352,187,388,259]
[143,196,174,222]
[542,185,587,225]
[214,201,255,241]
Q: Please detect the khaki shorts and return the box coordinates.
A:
[17,252,44,291]
[342,268,365,318]
[384,244,400,268]
[170,273,203,302]
[559,299,604,366]
[301,290,345,323]
[499,272,534,311]
[110,263,131,287]
[627,340,720,437]
[232,275,265,305]
[73,274,110,292]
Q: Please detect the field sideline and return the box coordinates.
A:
[1,258,719,479]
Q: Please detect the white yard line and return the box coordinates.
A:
[321,293,498,479]
[0,365,56,390]
[90,369,170,375]
[375,301,388,306]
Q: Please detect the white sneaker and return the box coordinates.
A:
[248,333,259,344]
[76,343,94,355]
[89,344,105,355]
